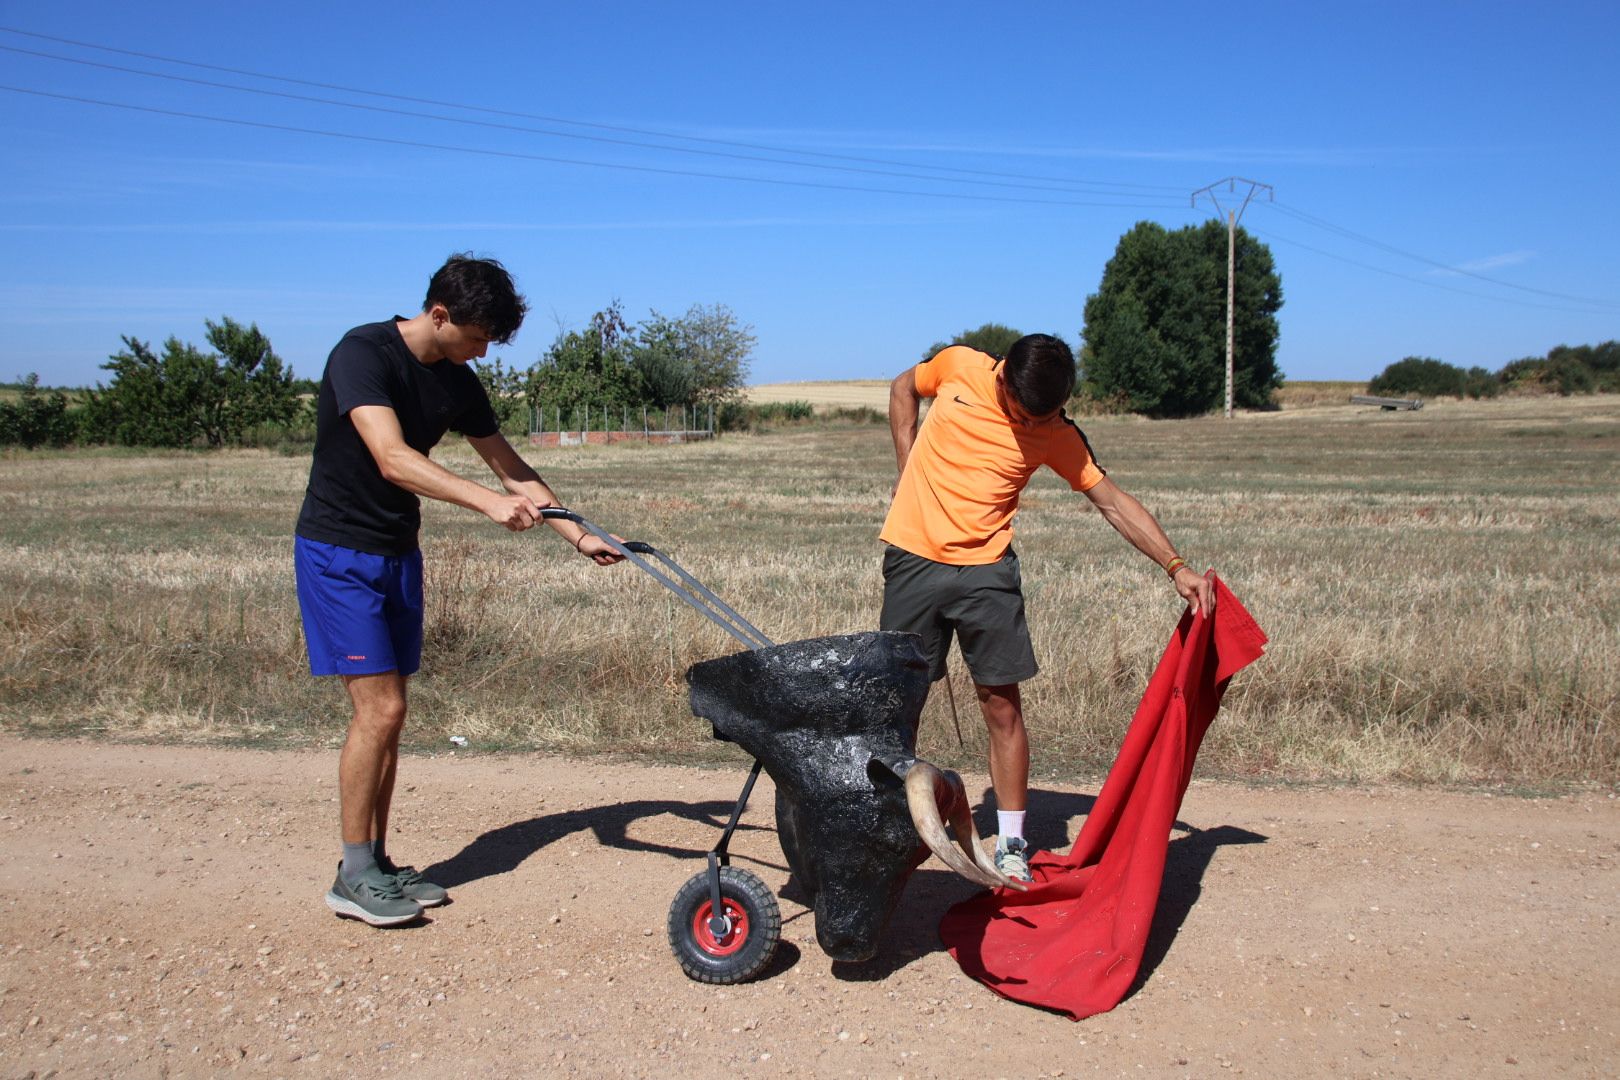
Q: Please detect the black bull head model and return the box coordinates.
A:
[686,630,1025,963]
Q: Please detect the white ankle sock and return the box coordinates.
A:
[997,810,1026,843]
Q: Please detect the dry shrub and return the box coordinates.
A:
[1272,380,1369,409]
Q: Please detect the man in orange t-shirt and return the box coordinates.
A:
[880,334,1213,882]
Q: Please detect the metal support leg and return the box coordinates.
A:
[705,759,764,936]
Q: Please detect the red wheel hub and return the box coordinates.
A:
[691,899,750,956]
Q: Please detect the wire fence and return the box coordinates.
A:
[528,402,716,447]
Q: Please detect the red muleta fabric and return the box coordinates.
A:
[939,574,1268,1020]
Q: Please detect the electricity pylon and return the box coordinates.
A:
[1192,177,1273,418]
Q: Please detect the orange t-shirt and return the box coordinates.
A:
[879,346,1106,565]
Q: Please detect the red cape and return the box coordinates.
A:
[939,574,1268,1020]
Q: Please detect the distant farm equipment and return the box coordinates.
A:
[1350,394,1424,411]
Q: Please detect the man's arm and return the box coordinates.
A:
[889,368,923,480]
[466,432,624,564]
[1082,476,1214,614]
[349,405,541,530]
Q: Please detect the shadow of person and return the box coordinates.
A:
[1129,823,1268,996]
[422,798,780,890]
[971,785,1100,854]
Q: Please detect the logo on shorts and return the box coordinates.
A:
[346,654,368,661]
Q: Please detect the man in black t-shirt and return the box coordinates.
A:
[295,253,623,927]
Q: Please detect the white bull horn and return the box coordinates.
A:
[903,760,1028,892]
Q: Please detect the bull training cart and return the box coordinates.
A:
[540,508,785,984]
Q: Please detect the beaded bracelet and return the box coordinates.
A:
[1164,556,1187,578]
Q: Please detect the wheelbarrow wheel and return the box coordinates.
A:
[667,867,781,984]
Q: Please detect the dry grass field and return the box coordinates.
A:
[1270,379,1369,407]
[1,393,1615,787]
[745,379,891,410]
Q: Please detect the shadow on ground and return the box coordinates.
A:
[424,786,1265,995]
[971,784,1101,853]
[423,798,781,889]
[1129,823,1267,997]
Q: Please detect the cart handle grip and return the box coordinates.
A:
[538,506,651,552]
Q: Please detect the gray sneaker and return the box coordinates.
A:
[325,862,423,926]
[377,857,448,908]
[994,837,1033,884]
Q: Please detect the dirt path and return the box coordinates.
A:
[0,737,1614,1079]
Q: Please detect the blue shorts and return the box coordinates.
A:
[294,536,424,677]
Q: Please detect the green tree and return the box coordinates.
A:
[79,318,297,447]
[1369,357,1469,397]
[81,335,220,447]
[1498,342,1618,396]
[476,355,530,435]
[1081,291,1174,413]
[1369,356,1499,399]
[1082,220,1283,416]
[1464,366,1502,398]
[524,303,640,423]
[629,313,700,408]
[1546,342,1619,393]
[206,317,300,434]
[519,301,755,427]
[1539,351,1597,395]
[0,374,77,448]
[669,303,754,406]
[1587,341,1620,391]
[922,322,1024,361]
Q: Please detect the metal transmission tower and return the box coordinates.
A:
[1192,177,1273,418]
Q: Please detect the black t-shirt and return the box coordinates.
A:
[295,319,500,555]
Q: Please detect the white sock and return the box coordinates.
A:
[997,810,1026,844]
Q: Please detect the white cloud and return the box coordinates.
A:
[1430,250,1537,276]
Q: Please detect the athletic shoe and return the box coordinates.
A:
[377,856,449,908]
[324,862,423,926]
[994,837,1033,884]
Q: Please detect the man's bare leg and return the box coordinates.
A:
[975,681,1027,812]
[372,706,404,860]
[339,672,408,851]
[976,681,1033,881]
[322,671,421,925]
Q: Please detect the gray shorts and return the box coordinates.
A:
[879,545,1038,686]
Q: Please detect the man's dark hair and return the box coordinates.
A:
[423,253,529,344]
[1003,334,1076,415]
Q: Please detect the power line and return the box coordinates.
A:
[8,25,1608,320]
[1250,224,1615,315]
[1260,200,1618,310]
[0,24,1186,196]
[0,84,1189,211]
[0,42,1182,201]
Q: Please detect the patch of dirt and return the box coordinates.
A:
[0,737,1615,1078]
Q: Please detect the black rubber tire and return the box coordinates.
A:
[667,867,781,984]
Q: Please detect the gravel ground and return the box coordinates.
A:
[0,737,1615,1079]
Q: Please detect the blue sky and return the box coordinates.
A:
[3,2,1616,388]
